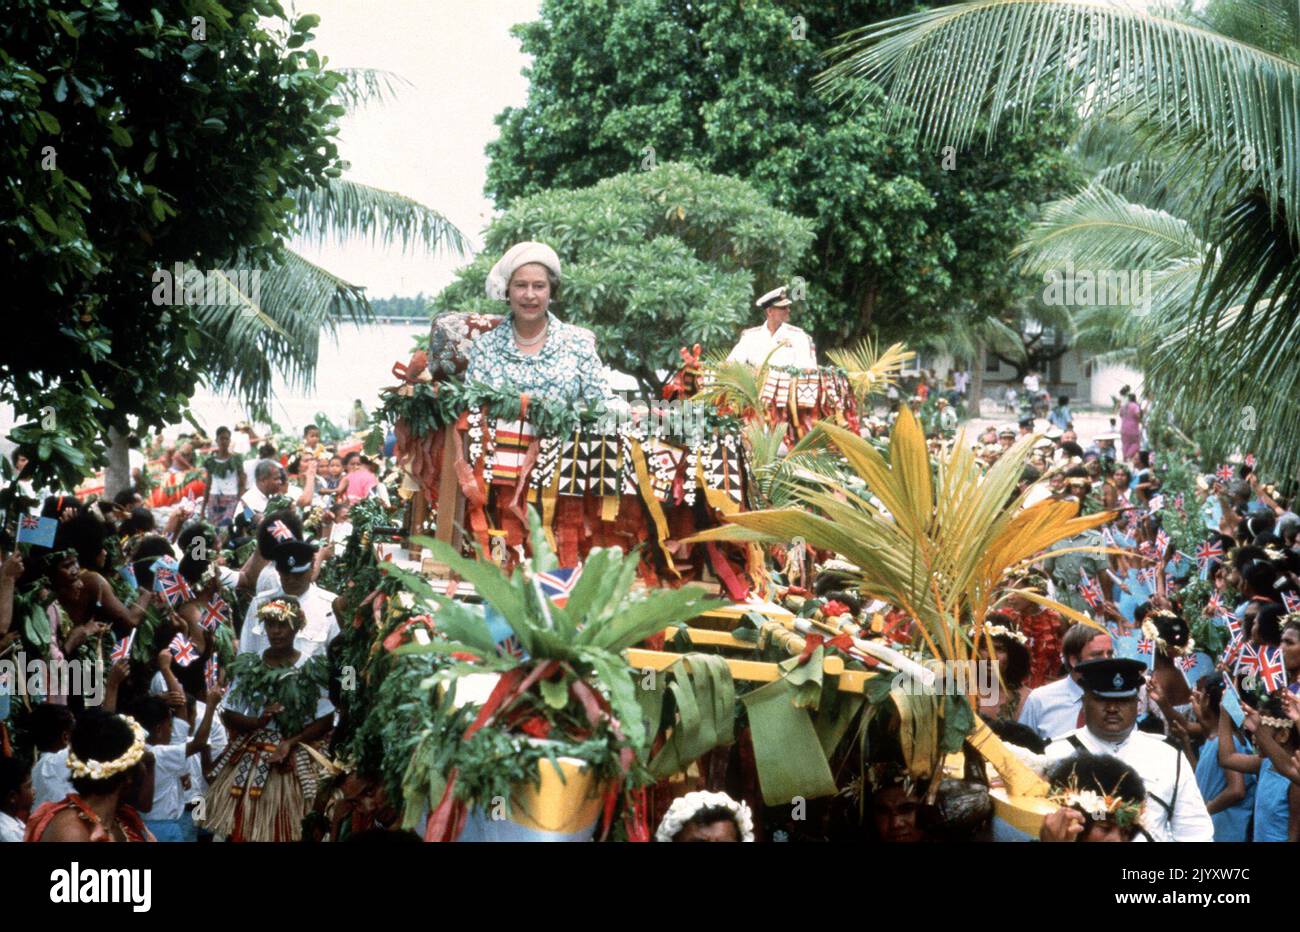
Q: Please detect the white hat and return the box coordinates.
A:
[654,791,755,842]
[1095,432,1120,442]
[756,286,793,309]
[1044,425,1063,440]
[485,241,562,300]
[1033,437,1055,450]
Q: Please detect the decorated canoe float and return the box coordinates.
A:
[310,317,1110,842]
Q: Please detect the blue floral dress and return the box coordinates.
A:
[465,312,608,406]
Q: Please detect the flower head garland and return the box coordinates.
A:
[969,623,1028,645]
[654,791,755,842]
[66,715,147,781]
[258,598,306,631]
[1259,714,1294,731]
[1049,776,1143,829]
[1141,609,1195,657]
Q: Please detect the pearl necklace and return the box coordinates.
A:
[513,322,548,348]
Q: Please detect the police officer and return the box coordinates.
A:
[726,286,816,369]
[1044,658,1213,841]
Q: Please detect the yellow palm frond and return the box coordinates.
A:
[826,338,915,403]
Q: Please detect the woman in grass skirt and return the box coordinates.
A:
[205,597,334,841]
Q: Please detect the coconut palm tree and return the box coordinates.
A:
[104,69,469,493]
[818,0,1300,476]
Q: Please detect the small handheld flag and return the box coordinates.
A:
[204,655,219,689]
[169,633,198,668]
[1245,453,1256,468]
[1195,539,1223,571]
[200,594,229,632]
[269,520,294,543]
[110,630,135,663]
[536,565,583,609]
[1216,464,1234,482]
[1078,568,1103,609]
[1283,591,1300,614]
[1257,646,1287,694]
[17,515,57,549]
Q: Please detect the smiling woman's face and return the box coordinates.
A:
[508,263,552,326]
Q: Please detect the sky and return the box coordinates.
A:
[287,0,542,298]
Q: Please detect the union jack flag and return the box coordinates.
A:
[204,655,219,689]
[1222,636,1243,670]
[19,515,38,529]
[1137,638,1154,655]
[496,633,526,660]
[1149,494,1165,513]
[155,568,193,608]
[1225,615,1243,640]
[169,633,197,667]
[1195,539,1224,571]
[1284,591,1300,614]
[1101,527,1119,549]
[1138,567,1157,587]
[200,594,229,632]
[1216,464,1234,482]
[1245,453,1256,468]
[1257,645,1287,693]
[1178,653,1198,672]
[109,630,135,663]
[1078,569,1103,608]
[536,565,582,609]
[1207,592,1225,616]
[1155,529,1170,554]
[1236,642,1260,676]
[269,520,294,542]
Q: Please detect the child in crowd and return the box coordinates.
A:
[29,703,76,808]
[0,756,33,842]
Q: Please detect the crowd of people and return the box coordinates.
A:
[0,422,401,842]
[2,237,1296,846]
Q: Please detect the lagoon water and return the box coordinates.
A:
[185,321,428,438]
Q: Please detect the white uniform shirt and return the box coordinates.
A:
[1045,727,1214,842]
[1018,674,1084,741]
[239,584,339,660]
[0,810,23,842]
[726,322,817,369]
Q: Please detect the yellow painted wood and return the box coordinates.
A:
[990,788,1057,836]
[510,757,606,834]
[625,649,866,692]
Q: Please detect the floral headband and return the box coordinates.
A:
[66,715,147,781]
[1049,780,1144,829]
[654,791,755,842]
[258,598,306,631]
[970,624,1028,645]
[1141,610,1195,657]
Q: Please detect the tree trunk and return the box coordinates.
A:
[970,346,985,419]
[105,425,131,500]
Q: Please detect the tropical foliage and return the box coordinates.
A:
[819,0,1300,478]
[485,0,1079,346]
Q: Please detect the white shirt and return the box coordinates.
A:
[240,584,339,660]
[140,743,189,822]
[1045,727,1214,842]
[239,485,269,517]
[32,748,73,809]
[953,371,969,393]
[1023,373,1040,393]
[1018,675,1084,741]
[726,322,817,369]
[128,448,146,480]
[0,810,23,842]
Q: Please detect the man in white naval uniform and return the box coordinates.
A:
[726,286,817,369]
[1044,658,1213,842]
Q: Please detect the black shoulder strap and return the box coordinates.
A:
[1067,735,1086,752]
[1144,744,1182,824]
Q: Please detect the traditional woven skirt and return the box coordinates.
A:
[205,728,321,842]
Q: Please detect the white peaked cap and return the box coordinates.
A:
[756,286,792,309]
[485,241,562,300]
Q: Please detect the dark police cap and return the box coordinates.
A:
[273,538,318,575]
[1075,658,1146,699]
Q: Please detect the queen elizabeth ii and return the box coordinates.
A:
[465,241,609,407]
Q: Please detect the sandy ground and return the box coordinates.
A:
[960,399,1121,449]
